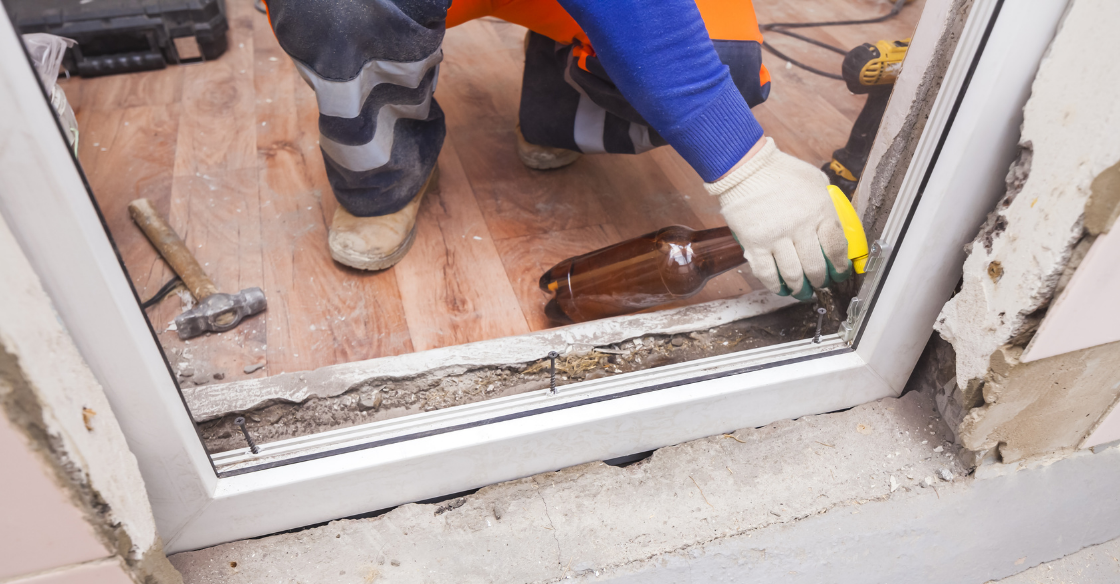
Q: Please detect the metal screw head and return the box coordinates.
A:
[233,416,258,454]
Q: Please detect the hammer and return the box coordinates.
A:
[128,199,266,340]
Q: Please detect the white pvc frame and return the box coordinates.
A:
[0,0,1068,552]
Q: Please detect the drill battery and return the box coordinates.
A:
[842,39,909,94]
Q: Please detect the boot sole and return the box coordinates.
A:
[330,222,418,271]
[517,147,582,170]
[515,124,582,170]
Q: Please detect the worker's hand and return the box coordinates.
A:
[705,137,851,301]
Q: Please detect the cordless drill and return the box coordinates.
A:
[823,38,910,196]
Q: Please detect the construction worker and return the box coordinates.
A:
[264,0,850,301]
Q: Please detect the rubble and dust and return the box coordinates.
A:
[198,303,838,454]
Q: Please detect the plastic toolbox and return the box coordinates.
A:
[7,0,228,77]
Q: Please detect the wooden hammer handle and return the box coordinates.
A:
[128,198,218,301]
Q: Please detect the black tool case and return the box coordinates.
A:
[7,0,228,77]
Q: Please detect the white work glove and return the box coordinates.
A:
[705,137,851,301]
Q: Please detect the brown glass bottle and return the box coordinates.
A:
[539,225,746,323]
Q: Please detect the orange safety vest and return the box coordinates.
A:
[447,0,769,86]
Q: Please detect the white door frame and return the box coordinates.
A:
[0,0,1066,553]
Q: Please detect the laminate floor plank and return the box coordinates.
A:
[753,0,927,161]
[61,66,183,113]
[757,0,926,50]
[754,88,859,168]
[173,0,258,177]
[76,105,181,300]
[648,148,722,230]
[439,25,609,242]
[395,141,531,351]
[494,224,623,332]
[252,13,415,378]
[149,168,268,383]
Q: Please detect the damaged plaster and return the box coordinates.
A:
[937,0,1120,386]
[958,342,1120,462]
[935,0,1120,462]
[0,216,182,584]
[1084,159,1120,236]
[198,302,824,455]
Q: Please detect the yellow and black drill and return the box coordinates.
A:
[823,38,910,196]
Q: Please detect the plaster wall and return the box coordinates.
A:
[1020,168,1120,362]
[0,213,181,584]
[935,0,1120,461]
[0,407,107,579]
[7,558,136,584]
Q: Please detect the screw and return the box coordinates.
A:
[234,416,259,454]
[548,351,559,394]
[813,307,827,344]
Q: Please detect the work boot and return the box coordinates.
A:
[515,124,581,170]
[327,166,439,271]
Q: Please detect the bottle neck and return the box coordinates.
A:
[691,226,747,278]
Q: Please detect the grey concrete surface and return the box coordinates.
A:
[170,390,966,583]
[169,385,1120,583]
[992,537,1120,583]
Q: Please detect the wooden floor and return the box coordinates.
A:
[62,0,923,385]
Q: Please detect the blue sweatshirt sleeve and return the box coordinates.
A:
[556,0,764,182]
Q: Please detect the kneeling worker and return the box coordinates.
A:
[263,0,851,300]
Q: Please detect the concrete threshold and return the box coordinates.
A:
[171,385,1120,583]
[993,536,1120,583]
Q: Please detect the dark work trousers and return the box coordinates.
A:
[520,31,770,157]
[266,0,769,217]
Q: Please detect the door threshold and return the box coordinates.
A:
[183,290,799,422]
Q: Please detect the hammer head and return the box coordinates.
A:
[175,287,266,340]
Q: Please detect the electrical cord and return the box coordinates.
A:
[759,0,908,80]
[141,276,183,310]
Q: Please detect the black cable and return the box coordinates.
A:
[766,28,847,55]
[761,0,908,31]
[760,42,844,80]
[759,0,908,79]
[141,276,182,310]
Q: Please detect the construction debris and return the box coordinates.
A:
[198,304,833,453]
[358,389,383,412]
